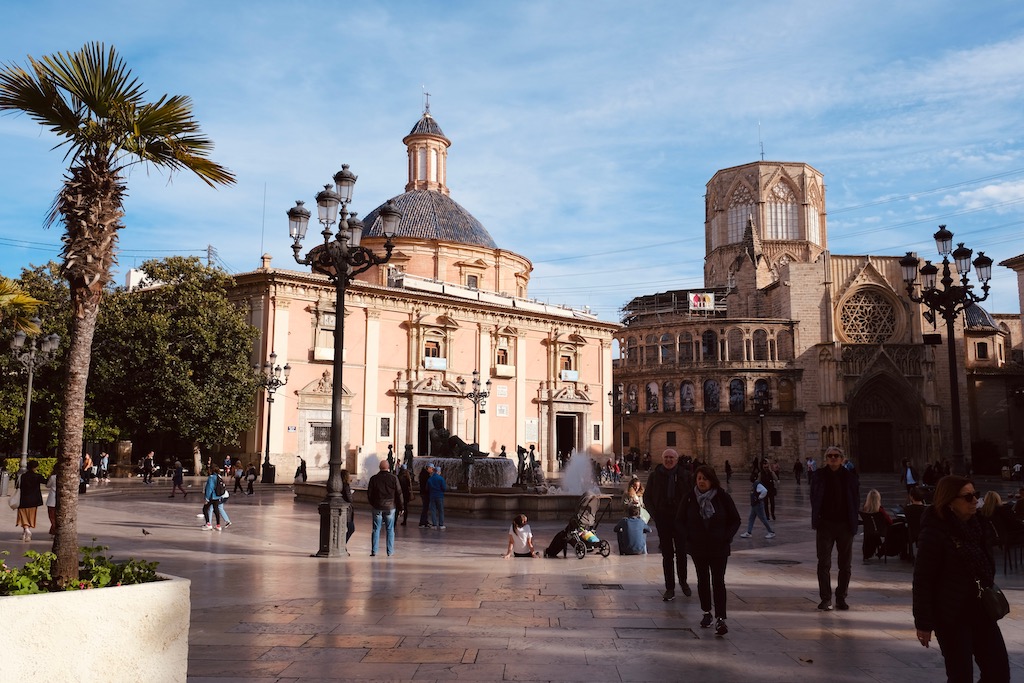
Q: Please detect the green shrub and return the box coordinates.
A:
[0,543,161,595]
[3,458,57,478]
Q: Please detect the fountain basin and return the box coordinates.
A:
[293,483,629,521]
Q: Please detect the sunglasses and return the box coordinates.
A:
[825,454,843,460]
[957,492,979,502]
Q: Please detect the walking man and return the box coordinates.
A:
[644,448,692,601]
[810,446,860,611]
[368,460,403,557]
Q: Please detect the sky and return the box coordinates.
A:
[2,1,1024,324]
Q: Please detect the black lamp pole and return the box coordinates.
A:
[256,352,290,483]
[458,370,492,447]
[288,165,401,558]
[753,388,771,465]
[10,318,60,481]
[899,225,993,475]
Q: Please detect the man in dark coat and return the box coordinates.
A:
[418,463,433,528]
[367,460,403,557]
[644,448,693,601]
[810,446,860,611]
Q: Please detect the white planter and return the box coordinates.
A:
[1,573,190,682]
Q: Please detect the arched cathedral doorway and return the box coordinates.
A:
[848,373,923,473]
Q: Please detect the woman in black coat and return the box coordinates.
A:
[912,475,1009,683]
[16,460,46,542]
[677,464,741,637]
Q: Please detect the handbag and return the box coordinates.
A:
[979,581,1010,621]
[8,488,21,509]
[639,506,651,524]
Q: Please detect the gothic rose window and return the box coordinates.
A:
[839,290,897,344]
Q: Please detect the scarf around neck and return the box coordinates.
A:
[695,486,718,520]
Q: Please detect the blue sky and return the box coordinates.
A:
[2,1,1024,322]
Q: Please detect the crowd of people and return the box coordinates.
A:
[10,445,1018,677]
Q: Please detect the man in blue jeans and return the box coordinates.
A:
[367,460,403,557]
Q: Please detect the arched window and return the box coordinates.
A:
[728,379,745,412]
[727,328,744,362]
[660,334,676,364]
[663,381,677,412]
[626,337,639,366]
[727,185,754,244]
[701,330,718,361]
[704,380,720,412]
[645,334,659,365]
[766,182,799,240]
[752,329,769,361]
[645,381,660,412]
[681,381,696,412]
[679,332,694,363]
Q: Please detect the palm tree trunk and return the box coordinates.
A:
[52,289,101,587]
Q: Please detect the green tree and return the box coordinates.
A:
[0,265,67,456]
[0,276,43,334]
[0,43,234,586]
[92,257,259,474]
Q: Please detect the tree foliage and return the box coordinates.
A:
[91,257,260,456]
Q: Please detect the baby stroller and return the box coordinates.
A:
[544,491,613,559]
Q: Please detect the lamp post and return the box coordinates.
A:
[256,352,290,483]
[458,370,492,447]
[288,165,401,558]
[607,382,625,460]
[899,225,993,475]
[752,386,771,466]
[10,318,60,481]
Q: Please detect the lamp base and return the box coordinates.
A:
[314,499,350,558]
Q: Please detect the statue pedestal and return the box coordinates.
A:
[314,499,349,558]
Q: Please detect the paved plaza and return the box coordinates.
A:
[2,473,1022,682]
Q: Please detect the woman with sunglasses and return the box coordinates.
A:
[912,476,1009,682]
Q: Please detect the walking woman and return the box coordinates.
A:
[15,460,45,542]
[913,475,1010,682]
[200,465,224,531]
[169,460,188,498]
[677,465,741,637]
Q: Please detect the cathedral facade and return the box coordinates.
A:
[613,161,1023,474]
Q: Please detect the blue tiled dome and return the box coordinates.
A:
[362,190,497,249]
[965,302,999,330]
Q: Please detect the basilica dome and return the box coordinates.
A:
[361,110,497,249]
[362,189,497,248]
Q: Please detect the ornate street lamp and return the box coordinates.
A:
[10,317,60,481]
[899,225,993,475]
[256,352,290,483]
[752,385,771,465]
[607,383,625,460]
[288,165,401,558]
[458,370,492,447]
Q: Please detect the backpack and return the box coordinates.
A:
[214,475,227,497]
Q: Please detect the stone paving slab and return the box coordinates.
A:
[3,474,1022,682]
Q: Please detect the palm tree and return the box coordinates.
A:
[0,43,234,586]
[0,276,43,333]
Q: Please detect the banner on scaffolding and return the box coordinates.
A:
[689,292,715,311]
